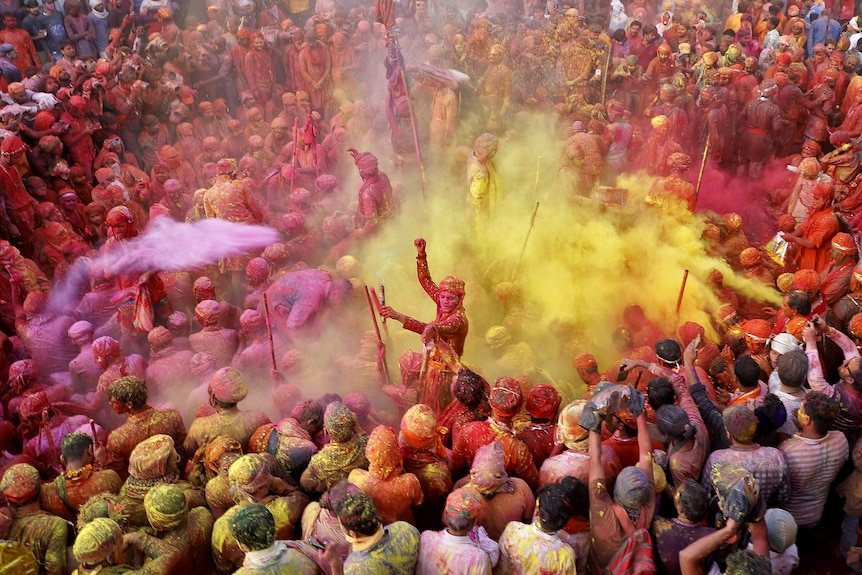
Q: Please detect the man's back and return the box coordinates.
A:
[344,521,420,575]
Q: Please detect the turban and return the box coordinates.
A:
[722,404,758,443]
[792,268,821,293]
[770,332,801,355]
[19,391,51,420]
[832,232,857,253]
[147,326,172,346]
[799,157,821,178]
[0,463,40,503]
[240,309,265,332]
[678,322,705,347]
[743,319,771,343]
[667,152,691,171]
[350,149,379,173]
[0,43,13,56]
[556,400,589,448]
[324,401,356,443]
[366,425,402,480]
[485,325,511,349]
[573,352,597,369]
[2,135,32,156]
[209,367,248,404]
[69,95,88,109]
[73,518,123,566]
[776,53,792,65]
[144,484,187,531]
[444,487,483,526]
[204,435,243,474]
[722,213,742,231]
[831,130,851,145]
[34,111,56,132]
[400,404,438,449]
[740,247,760,267]
[709,462,762,522]
[247,423,275,454]
[439,276,465,297]
[777,214,797,233]
[470,442,511,494]
[281,212,305,233]
[191,352,216,376]
[526,385,561,420]
[344,391,371,418]
[765,508,797,553]
[571,120,586,132]
[651,115,669,129]
[195,299,221,326]
[279,349,305,373]
[614,466,652,510]
[474,133,498,153]
[786,316,807,341]
[105,206,133,227]
[8,360,37,386]
[335,255,359,278]
[490,377,523,417]
[68,320,94,343]
[317,174,338,192]
[129,434,179,480]
[245,257,270,280]
[262,242,290,263]
[802,139,821,154]
[702,52,718,66]
[229,454,271,501]
[776,273,794,292]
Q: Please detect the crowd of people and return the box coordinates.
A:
[3,0,862,572]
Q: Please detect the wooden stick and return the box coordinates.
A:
[289,117,299,197]
[364,285,392,384]
[399,66,427,200]
[371,285,391,340]
[262,293,281,381]
[532,156,542,201]
[676,269,690,315]
[601,44,612,105]
[694,138,710,209]
[511,201,540,281]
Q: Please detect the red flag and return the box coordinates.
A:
[376,0,394,29]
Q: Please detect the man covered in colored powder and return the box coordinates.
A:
[381,238,468,417]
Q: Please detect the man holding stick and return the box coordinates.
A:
[381,238,468,416]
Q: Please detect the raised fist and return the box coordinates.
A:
[414,238,426,255]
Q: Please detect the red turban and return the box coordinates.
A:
[525,384,561,420]
[792,268,821,293]
[489,377,523,417]
[832,232,856,253]
[743,319,771,343]
[444,487,484,525]
[0,464,41,503]
[573,352,597,369]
